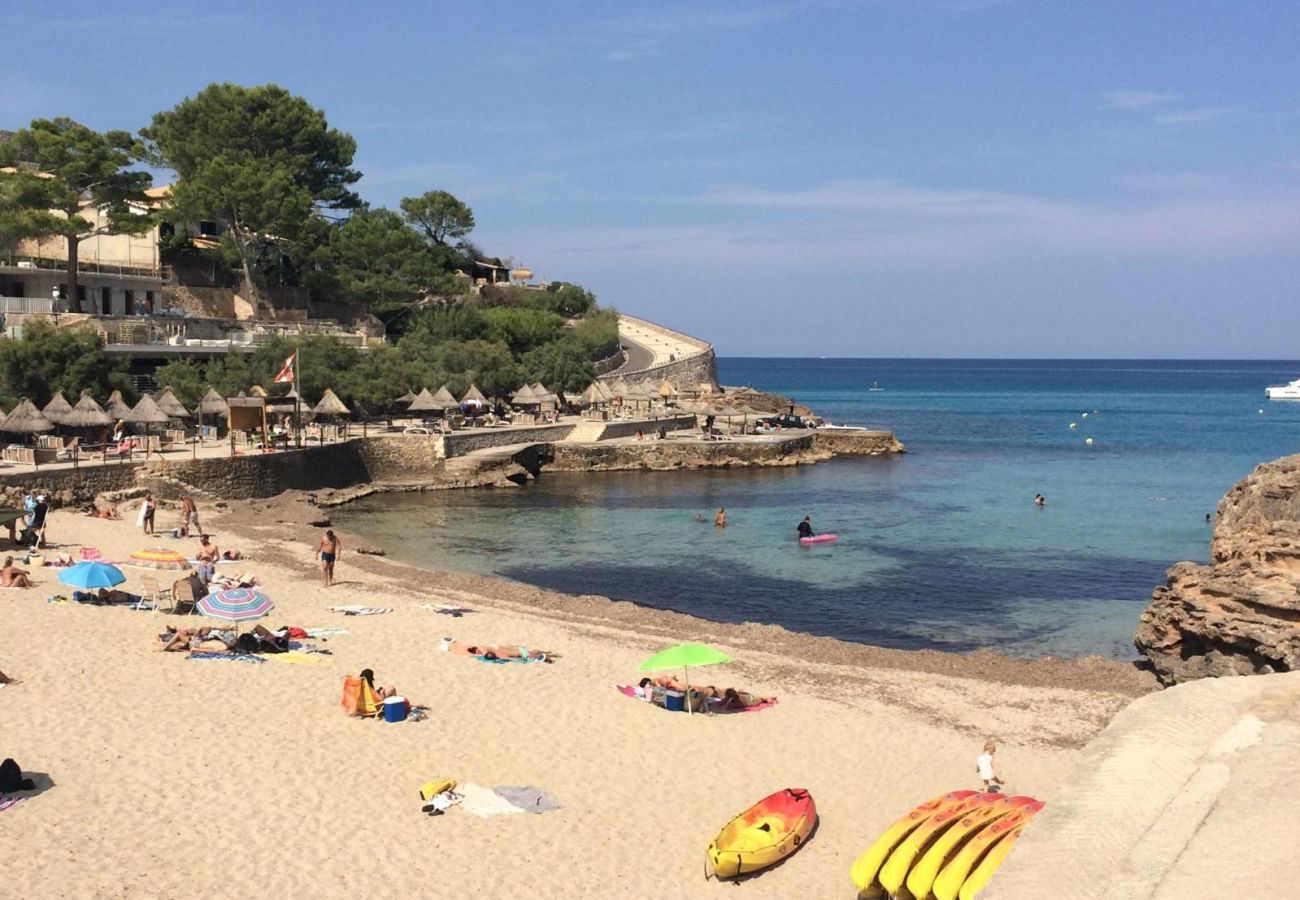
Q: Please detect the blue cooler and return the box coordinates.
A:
[663,690,686,712]
[383,697,409,722]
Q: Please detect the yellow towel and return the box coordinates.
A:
[267,651,327,666]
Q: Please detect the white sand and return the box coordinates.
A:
[0,507,1137,898]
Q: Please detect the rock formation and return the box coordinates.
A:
[1135,453,1300,685]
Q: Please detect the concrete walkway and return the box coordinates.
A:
[612,316,703,374]
[985,671,1300,899]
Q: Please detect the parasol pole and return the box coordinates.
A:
[294,351,302,450]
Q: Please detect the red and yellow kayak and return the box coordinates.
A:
[707,788,817,878]
[849,790,979,891]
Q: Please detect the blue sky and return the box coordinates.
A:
[5,1,1299,357]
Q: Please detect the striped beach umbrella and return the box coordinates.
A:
[197,588,274,624]
[127,548,191,571]
[58,561,126,590]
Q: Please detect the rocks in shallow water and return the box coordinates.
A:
[1135,453,1300,685]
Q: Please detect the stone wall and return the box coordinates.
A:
[0,462,141,507]
[439,424,576,459]
[595,415,698,440]
[139,442,369,500]
[354,435,443,479]
[549,434,828,472]
[811,429,907,455]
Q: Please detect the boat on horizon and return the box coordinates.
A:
[1265,378,1300,400]
[868,382,884,392]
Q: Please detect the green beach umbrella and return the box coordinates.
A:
[638,643,733,714]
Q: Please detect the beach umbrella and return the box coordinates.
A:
[582,382,605,406]
[58,561,126,591]
[197,388,230,417]
[126,393,169,426]
[155,387,192,420]
[658,380,678,399]
[197,587,274,625]
[510,384,539,407]
[461,383,488,405]
[638,643,733,714]
[431,385,458,410]
[406,387,442,415]
[105,389,132,421]
[127,548,191,571]
[66,391,113,429]
[42,392,73,425]
[395,390,416,406]
[1,399,54,435]
[313,388,351,417]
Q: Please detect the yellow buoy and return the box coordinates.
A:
[1085,437,1094,445]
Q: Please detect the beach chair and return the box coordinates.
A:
[170,574,205,616]
[340,676,385,718]
[139,574,173,614]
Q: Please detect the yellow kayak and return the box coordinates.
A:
[878,793,993,894]
[849,790,979,892]
[959,822,1027,900]
[906,795,1038,899]
[932,801,1043,900]
[707,788,816,878]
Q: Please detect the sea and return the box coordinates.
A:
[333,359,1300,660]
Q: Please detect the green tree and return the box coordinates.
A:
[432,339,521,398]
[483,307,565,355]
[152,359,206,408]
[0,321,132,407]
[320,207,436,311]
[409,303,489,343]
[400,190,475,248]
[521,340,595,394]
[568,308,621,360]
[544,281,597,317]
[0,118,153,313]
[142,83,361,304]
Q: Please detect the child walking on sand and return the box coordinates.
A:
[976,740,1005,793]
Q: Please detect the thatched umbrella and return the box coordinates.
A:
[510,384,539,407]
[395,390,416,406]
[406,388,441,416]
[658,380,678,400]
[461,383,488,406]
[105,389,132,423]
[43,392,73,425]
[155,387,192,421]
[582,382,606,407]
[66,391,113,429]
[195,389,229,442]
[1,399,54,436]
[126,394,169,458]
[249,385,269,398]
[313,388,351,418]
[432,385,458,410]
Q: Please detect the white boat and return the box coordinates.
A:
[868,382,884,392]
[1266,378,1300,400]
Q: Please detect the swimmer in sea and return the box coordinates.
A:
[715,507,726,528]
[1034,494,1045,507]
[694,513,705,523]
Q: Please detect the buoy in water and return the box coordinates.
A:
[1085,437,1094,445]
[1082,412,1089,418]
[1259,409,1265,414]
[1069,422,1077,429]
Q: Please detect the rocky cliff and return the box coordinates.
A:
[1135,453,1300,685]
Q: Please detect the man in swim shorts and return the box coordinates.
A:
[317,529,342,587]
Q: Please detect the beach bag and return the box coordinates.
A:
[0,758,35,792]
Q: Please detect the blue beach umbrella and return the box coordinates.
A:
[58,561,126,590]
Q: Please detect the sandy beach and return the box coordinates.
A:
[0,494,1153,899]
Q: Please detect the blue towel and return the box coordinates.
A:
[187,652,265,664]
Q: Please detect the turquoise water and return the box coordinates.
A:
[336,359,1300,659]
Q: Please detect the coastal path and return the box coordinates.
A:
[606,315,706,377]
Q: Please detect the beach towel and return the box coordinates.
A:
[612,684,779,714]
[328,605,392,616]
[475,653,546,665]
[0,797,24,813]
[306,627,349,637]
[420,603,473,617]
[80,547,103,561]
[493,786,560,814]
[186,652,265,664]
[458,783,525,819]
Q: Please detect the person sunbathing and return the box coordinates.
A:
[1,557,32,588]
[212,572,260,589]
[716,687,776,710]
[237,625,290,654]
[156,626,236,652]
[447,640,550,662]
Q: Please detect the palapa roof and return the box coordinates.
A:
[582,382,606,405]
[313,388,351,416]
[461,383,488,405]
[65,391,113,428]
[432,385,458,408]
[406,388,442,413]
[248,385,269,398]
[196,388,229,416]
[658,380,678,398]
[154,387,192,419]
[510,384,539,405]
[42,392,73,424]
[395,390,416,405]
[625,383,653,402]
[1,399,54,433]
[105,389,132,421]
[124,393,170,425]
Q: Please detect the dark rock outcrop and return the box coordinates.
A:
[1135,454,1300,684]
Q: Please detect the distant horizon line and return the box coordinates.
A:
[714,355,1300,363]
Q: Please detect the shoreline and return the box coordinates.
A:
[256,489,1157,704]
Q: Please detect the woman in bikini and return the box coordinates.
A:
[1,557,32,588]
[447,640,550,662]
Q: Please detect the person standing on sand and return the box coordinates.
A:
[137,493,156,536]
[180,497,199,537]
[30,494,48,548]
[317,529,342,587]
[976,741,1005,793]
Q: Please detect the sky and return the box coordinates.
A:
[5,1,1299,357]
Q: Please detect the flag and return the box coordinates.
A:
[274,353,296,384]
